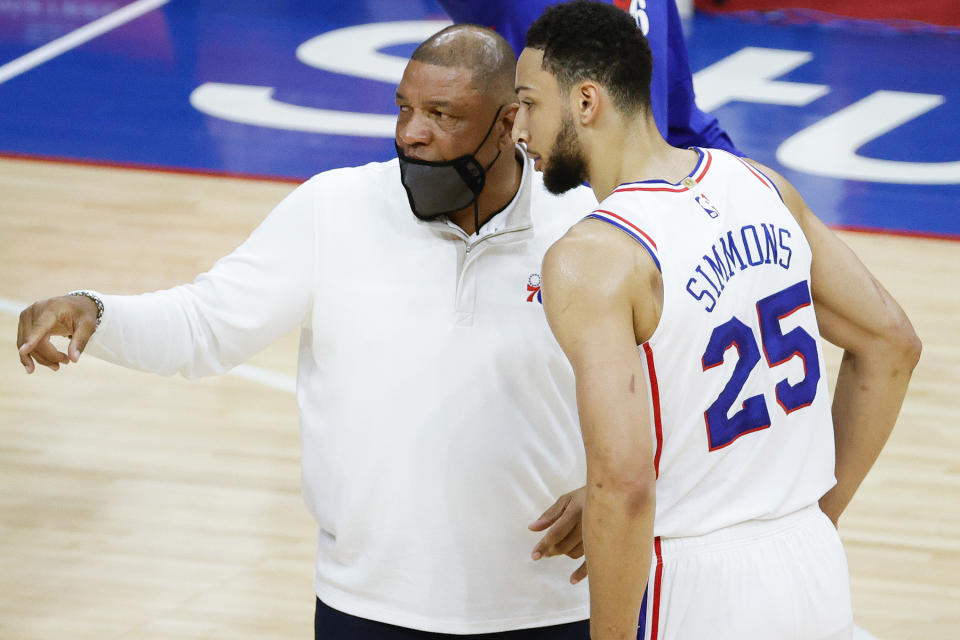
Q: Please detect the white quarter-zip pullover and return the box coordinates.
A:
[85,152,600,633]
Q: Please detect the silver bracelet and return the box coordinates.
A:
[66,290,104,327]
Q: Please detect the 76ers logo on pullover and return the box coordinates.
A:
[526,274,543,304]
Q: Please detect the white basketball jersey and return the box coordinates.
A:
[589,148,836,537]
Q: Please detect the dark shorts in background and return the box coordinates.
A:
[314,598,590,640]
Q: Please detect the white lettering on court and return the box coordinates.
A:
[189,20,449,138]
[189,83,397,137]
[778,91,960,184]
[296,20,449,84]
[692,47,829,112]
[191,29,958,185]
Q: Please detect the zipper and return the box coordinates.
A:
[445,223,534,321]
[435,222,533,253]
[464,224,533,254]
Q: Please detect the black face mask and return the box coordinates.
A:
[397,105,505,230]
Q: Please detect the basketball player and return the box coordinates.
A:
[438,0,739,155]
[513,3,920,639]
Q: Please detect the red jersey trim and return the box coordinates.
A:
[612,148,712,194]
[651,536,665,640]
[642,342,664,478]
[694,148,713,182]
[735,155,775,192]
[614,184,688,193]
[593,209,659,251]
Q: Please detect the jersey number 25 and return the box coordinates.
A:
[701,280,820,450]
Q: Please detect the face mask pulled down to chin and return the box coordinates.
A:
[397,105,504,223]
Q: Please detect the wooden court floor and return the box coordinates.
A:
[0,157,957,639]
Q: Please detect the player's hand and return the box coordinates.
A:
[17,295,98,373]
[529,486,588,584]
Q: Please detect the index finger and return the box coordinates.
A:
[16,306,37,373]
[570,561,588,584]
[531,508,578,559]
[529,493,570,531]
[17,340,36,373]
[18,307,59,355]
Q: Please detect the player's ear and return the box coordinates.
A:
[499,102,520,148]
[576,81,600,125]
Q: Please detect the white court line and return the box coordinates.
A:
[229,363,296,394]
[0,296,297,394]
[0,0,170,85]
[0,297,25,316]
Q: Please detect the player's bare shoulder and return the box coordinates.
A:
[542,217,662,343]
[543,218,640,295]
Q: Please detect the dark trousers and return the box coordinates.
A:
[315,598,590,640]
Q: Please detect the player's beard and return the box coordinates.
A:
[542,111,587,195]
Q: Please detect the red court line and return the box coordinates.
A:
[829,223,960,242]
[692,0,960,27]
[3,151,958,242]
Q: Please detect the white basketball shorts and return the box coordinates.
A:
[640,503,853,640]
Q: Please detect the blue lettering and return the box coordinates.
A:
[703,248,729,289]
[721,232,746,272]
[778,228,793,269]
[695,265,722,297]
[761,224,778,265]
[689,224,798,312]
[741,225,765,266]
[687,277,717,313]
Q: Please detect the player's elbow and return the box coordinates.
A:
[606,477,656,519]
[900,326,922,371]
[622,476,656,518]
[882,315,922,371]
[588,462,656,517]
[850,300,922,373]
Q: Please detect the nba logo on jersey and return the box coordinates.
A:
[695,193,719,218]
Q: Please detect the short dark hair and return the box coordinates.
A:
[525,1,653,114]
[411,24,517,104]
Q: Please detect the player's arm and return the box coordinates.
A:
[750,160,922,525]
[541,222,657,640]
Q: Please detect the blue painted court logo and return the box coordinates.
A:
[526,273,543,304]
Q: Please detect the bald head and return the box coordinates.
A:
[410,24,517,105]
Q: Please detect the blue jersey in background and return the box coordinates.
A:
[437,0,741,155]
